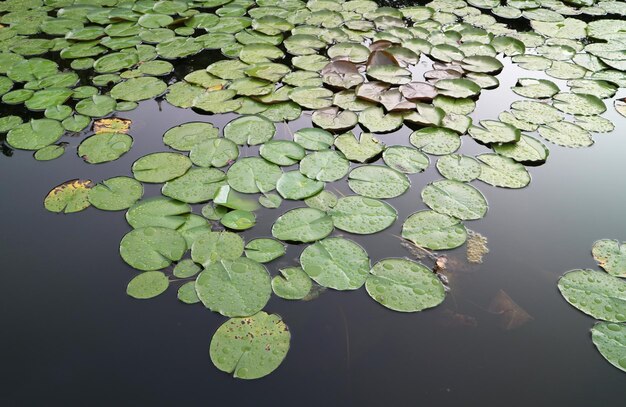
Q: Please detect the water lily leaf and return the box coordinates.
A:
[244,62,290,82]
[357,106,403,133]
[132,152,192,183]
[435,78,481,98]
[6,58,57,83]
[187,137,238,167]
[430,44,464,62]
[272,207,334,242]
[334,132,384,163]
[173,259,202,279]
[558,269,626,323]
[78,133,132,164]
[422,180,488,220]
[468,120,521,144]
[461,55,503,73]
[209,311,290,379]
[366,64,411,85]
[436,154,481,182]
[510,100,563,125]
[289,86,333,109]
[404,103,445,126]
[293,128,334,151]
[196,257,270,317]
[327,42,370,63]
[493,135,549,164]
[329,196,397,235]
[276,171,324,200]
[321,60,364,89]
[546,61,587,80]
[127,271,169,299]
[592,240,626,277]
[156,37,203,59]
[2,89,34,105]
[214,185,260,212]
[34,144,65,161]
[126,197,191,230]
[120,227,186,271]
[402,210,467,250]
[245,238,286,263]
[0,115,22,133]
[348,165,409,199]
[511,78,559,99]
[75,95,117,117]
[191,231,244,268]
[259,141,305,166]
[93,117,131,135]
[44,179,93,214]
[177,281,200,304]
[409,127,461,155]
[538,121,593,148]
[552,92,606,116]
[62,115,91,132]
[220,210,256,230]
[466,72,499,89]
[259,193,282,209]
[399,81,438,101]
[192,89,241,113]
[162,168,226,204]
[531,18,587,40]
[163,122,219,151]
[476,153,531,189]
[591,322,626,373]
[575,115,615,133]
[93,52,137,73]
[24,88,73,111]
[312,107,358,132]
[224,115,275,145]
[272,267,312,300]
[300,237,370,290]
[568,79,617,100]
[299,150,349,182]
[88,176,143,211]
[227,157,282,193]
[366,258,446,312]
[355,81,390,103]
[382,146,429,174]
[7,118,64,150]
[110,76,167,102]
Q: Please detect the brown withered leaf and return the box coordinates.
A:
[466,229,489,264]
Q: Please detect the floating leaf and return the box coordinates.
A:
[276,171,324,200]
[163,122,219,151]
[299,150,349,182]
[191,231,244,268]
[300,237,370,290]
[220,210,256,230]
[591,322,626,373]
[177,281,200,304]
[120,227,186,271]
[382,146,429,174]
[272,208,334,242]
[312,107,358,132]
[592,240,626,277]
[558,269,626,323]
[366,258,446,312]
[88,177,143,211]
[126,197,190,230]
[245,238,286,263]
[196,257,271,317]
[7,118,64,150]
[348,165,409,199]
[223,115,276,145]
[402,210,467,250]
[410,127,461,155]
[127,271,169,299]
[538,121,593,148]
[227,157,282,193]
[476,154,531,189]
[357,106,403,133]
[162,168,226,204]
[493,135,549,164]
[173,260,202,279]
[422,180,488,221]
[293,128,334,151]
[210,311,290,379]
[44,179,93,214]
[330,196,397,235]
[110,77,167,102]
[272,267,313,300]
[334,132,384,163]
[34,144,65,161]
[132,152,192,183]
[78,133,132,164]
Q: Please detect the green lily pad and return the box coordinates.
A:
[177,281,200,304]
[161,168,226,204]
[493,135,549,164]
[110,76,167,102]
[382,146,429,174]
[223,115,276,145]
[34,144,65,161]
[422,179,488,220]
[191,231,244,268]
[259,141,305,166]
[120,227,186,271]
[538,121,593,148]
[358,107,403,133]
[132,152,192,183]
[468,120,521,144]
[7,118,64,150]
[476,154,531,189]
[190,138,239,168]
[209,311,290,379]
[44,179,93,214]
[126,271,169,299]
[293,128,334,151]
[272,267,313,300]
[436,154,481,182]
[591,322,626,373]
[592,240,626,277]
[88,176,143,211]
[329,196,397,235]
[276,171,324,200]
[552,92,606,116]
[558,269,626,323]
[334,132,384,163]
[300,237,370,290]
[75,95,117,117]
[173,260,202,279]
[348,165,410,199]
[312,107,358,132]
[245,238,286,263]
[163,122,219,151]
[409,127,461,155]
[365,258,446,312]
[402,210,467,250]
[271,207,334,243]
[220,210,256,230]
[511,78,559,99]
[78,133,132,164]
[227,157,282,193]
[196,257,271,317]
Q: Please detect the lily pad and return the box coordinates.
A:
[88,177,143,211]
[592,240,626,277]
[591,322,626,373]
[224,115,276,145]
[132,152,192,183]
[44,179,93,214]
[7,118,64,150]
[126,271,169,299]
[162,168,226,204]
[271,207,334,243]
[163,122,219,151]
[348,165,410,199]
[329,196,397,235]
[476,154,531,189]
[422,180,488,220]
[409,127,461,155]
[110,77,167,102]
[120,227,186,271]
[272,267,313,300]
[78,133,132,164]
[245,238,286,263]
[382,146,429,174]
[402,210,467,250]
[191,231,244,268]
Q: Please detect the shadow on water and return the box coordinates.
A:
[1,2,626,407]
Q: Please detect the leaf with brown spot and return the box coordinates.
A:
[44,179,93,214]
[93,117,131,134]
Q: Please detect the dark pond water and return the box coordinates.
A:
[2,6,626,407]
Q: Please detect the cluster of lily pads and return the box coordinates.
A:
[558,240,626,374]
[1,0,626,379]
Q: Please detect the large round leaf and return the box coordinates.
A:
[191,231,244,268]
[7,119,64,150]
[348,165,410,199]
[402,210,467,250]
[78,133,132,164]
[126,271,169,299]
[223,115,276,145]
[132,152,192,183]
[44,179,92,214]
[591,322,626,373]
[126,197,191,229]
[196,257,271,317]
[88,177,143,211]
[421,180,488,220]
[366,258,446,312]
[329,196,397,234]
[119,227,186,271]
[210,312,290,379]
[161,168,226,204]
[111,77,167,102]
[227,157,282,193]
[592,240,626,278]
[271,208,334,242]
[272,267,312,300]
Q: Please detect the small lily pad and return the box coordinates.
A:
[272,267,313,300]
[126,271,169,299]
[44,179,93,214]
[120,227,186,271]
